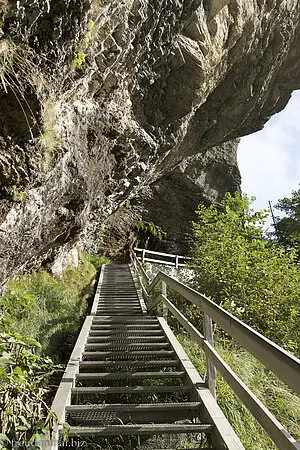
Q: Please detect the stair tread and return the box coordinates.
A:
[76,371,185,380]
[66,423,213,436]
[66,402,201,412]
[79,359,179,368]
[87,337,166,343]
[89,331,164,336]
[85,342,170,349]
[92,326,160,328]
[82,350,175,358]
[72,385,192,394]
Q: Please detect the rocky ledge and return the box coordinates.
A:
[1,0,300,279]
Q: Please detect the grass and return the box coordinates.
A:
[38,98,61,168]
[0,251,110,362]
[0,251,110,445]
[176,333,300,450]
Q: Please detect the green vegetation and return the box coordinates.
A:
[163,192,300,447]
[273,187,300,252]
[10,186,27,202]
[189,192,300,356]
[0,40,39,140]
[0,251,109,447]
[177,334,300,450]
[136,220,166,242]
[0,333,57,448]
[38,99,60,166]
[1,251,109,359]
[72,20,95,70]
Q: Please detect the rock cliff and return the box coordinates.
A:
[1,0,300,279]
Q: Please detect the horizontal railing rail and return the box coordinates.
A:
[134,247,191,268]
[130,250,300,450]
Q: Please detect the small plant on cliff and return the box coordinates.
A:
[136,221,166,242]
[38,98,60,167]
[72,20,95,70]
[10,186,27,202]
[0,40,41,140]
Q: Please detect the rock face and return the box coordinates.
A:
[0,0,300,279]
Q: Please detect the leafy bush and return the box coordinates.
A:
[0,332,57,448]
[190,192,300,355]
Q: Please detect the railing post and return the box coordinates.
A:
[203,312,216,399]
[161,280,168,322]
[175,255,179,269]
[142,249,146,263]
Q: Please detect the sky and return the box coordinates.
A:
[237,90,300,230]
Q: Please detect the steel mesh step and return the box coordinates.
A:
[72,385,192,395]
[82,350,176,360]
[79,359,180,372]
[76,371,185,381]
[66,402,202,426]
[66,423,213,437]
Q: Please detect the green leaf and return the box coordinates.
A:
[20,415,30,427]
[16,425,29,431]
[0,434,9,442]
[23,294,35,302]
[0,357,12,365]
[13,366,25,376]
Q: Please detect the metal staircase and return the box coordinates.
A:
[50,264,242,449]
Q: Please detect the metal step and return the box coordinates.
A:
[72,385,192,395]
[95,311,142,315]
[66,402,202,425]
[96,309,142,312]
[90,324,161,331]
[88,330,165,337]
[66,423,213,437]
[84,342,170,350]
[76,371,185,381]
[97,301,141,304]
[92,316,158,322]
[66,402,201,413]
[91,318,159,324]
[79,359,180,370]
[97,298,140,301]
[82,350,176,360]
[96,308,142,312]
[87,335,166,343]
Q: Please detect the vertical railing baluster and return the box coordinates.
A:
[161,280,168,322]
[203,312,216,398]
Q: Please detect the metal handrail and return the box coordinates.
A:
[131,250,300,450]
[134,247,191,267]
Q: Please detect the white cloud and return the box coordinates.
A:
[238,90,300,228]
